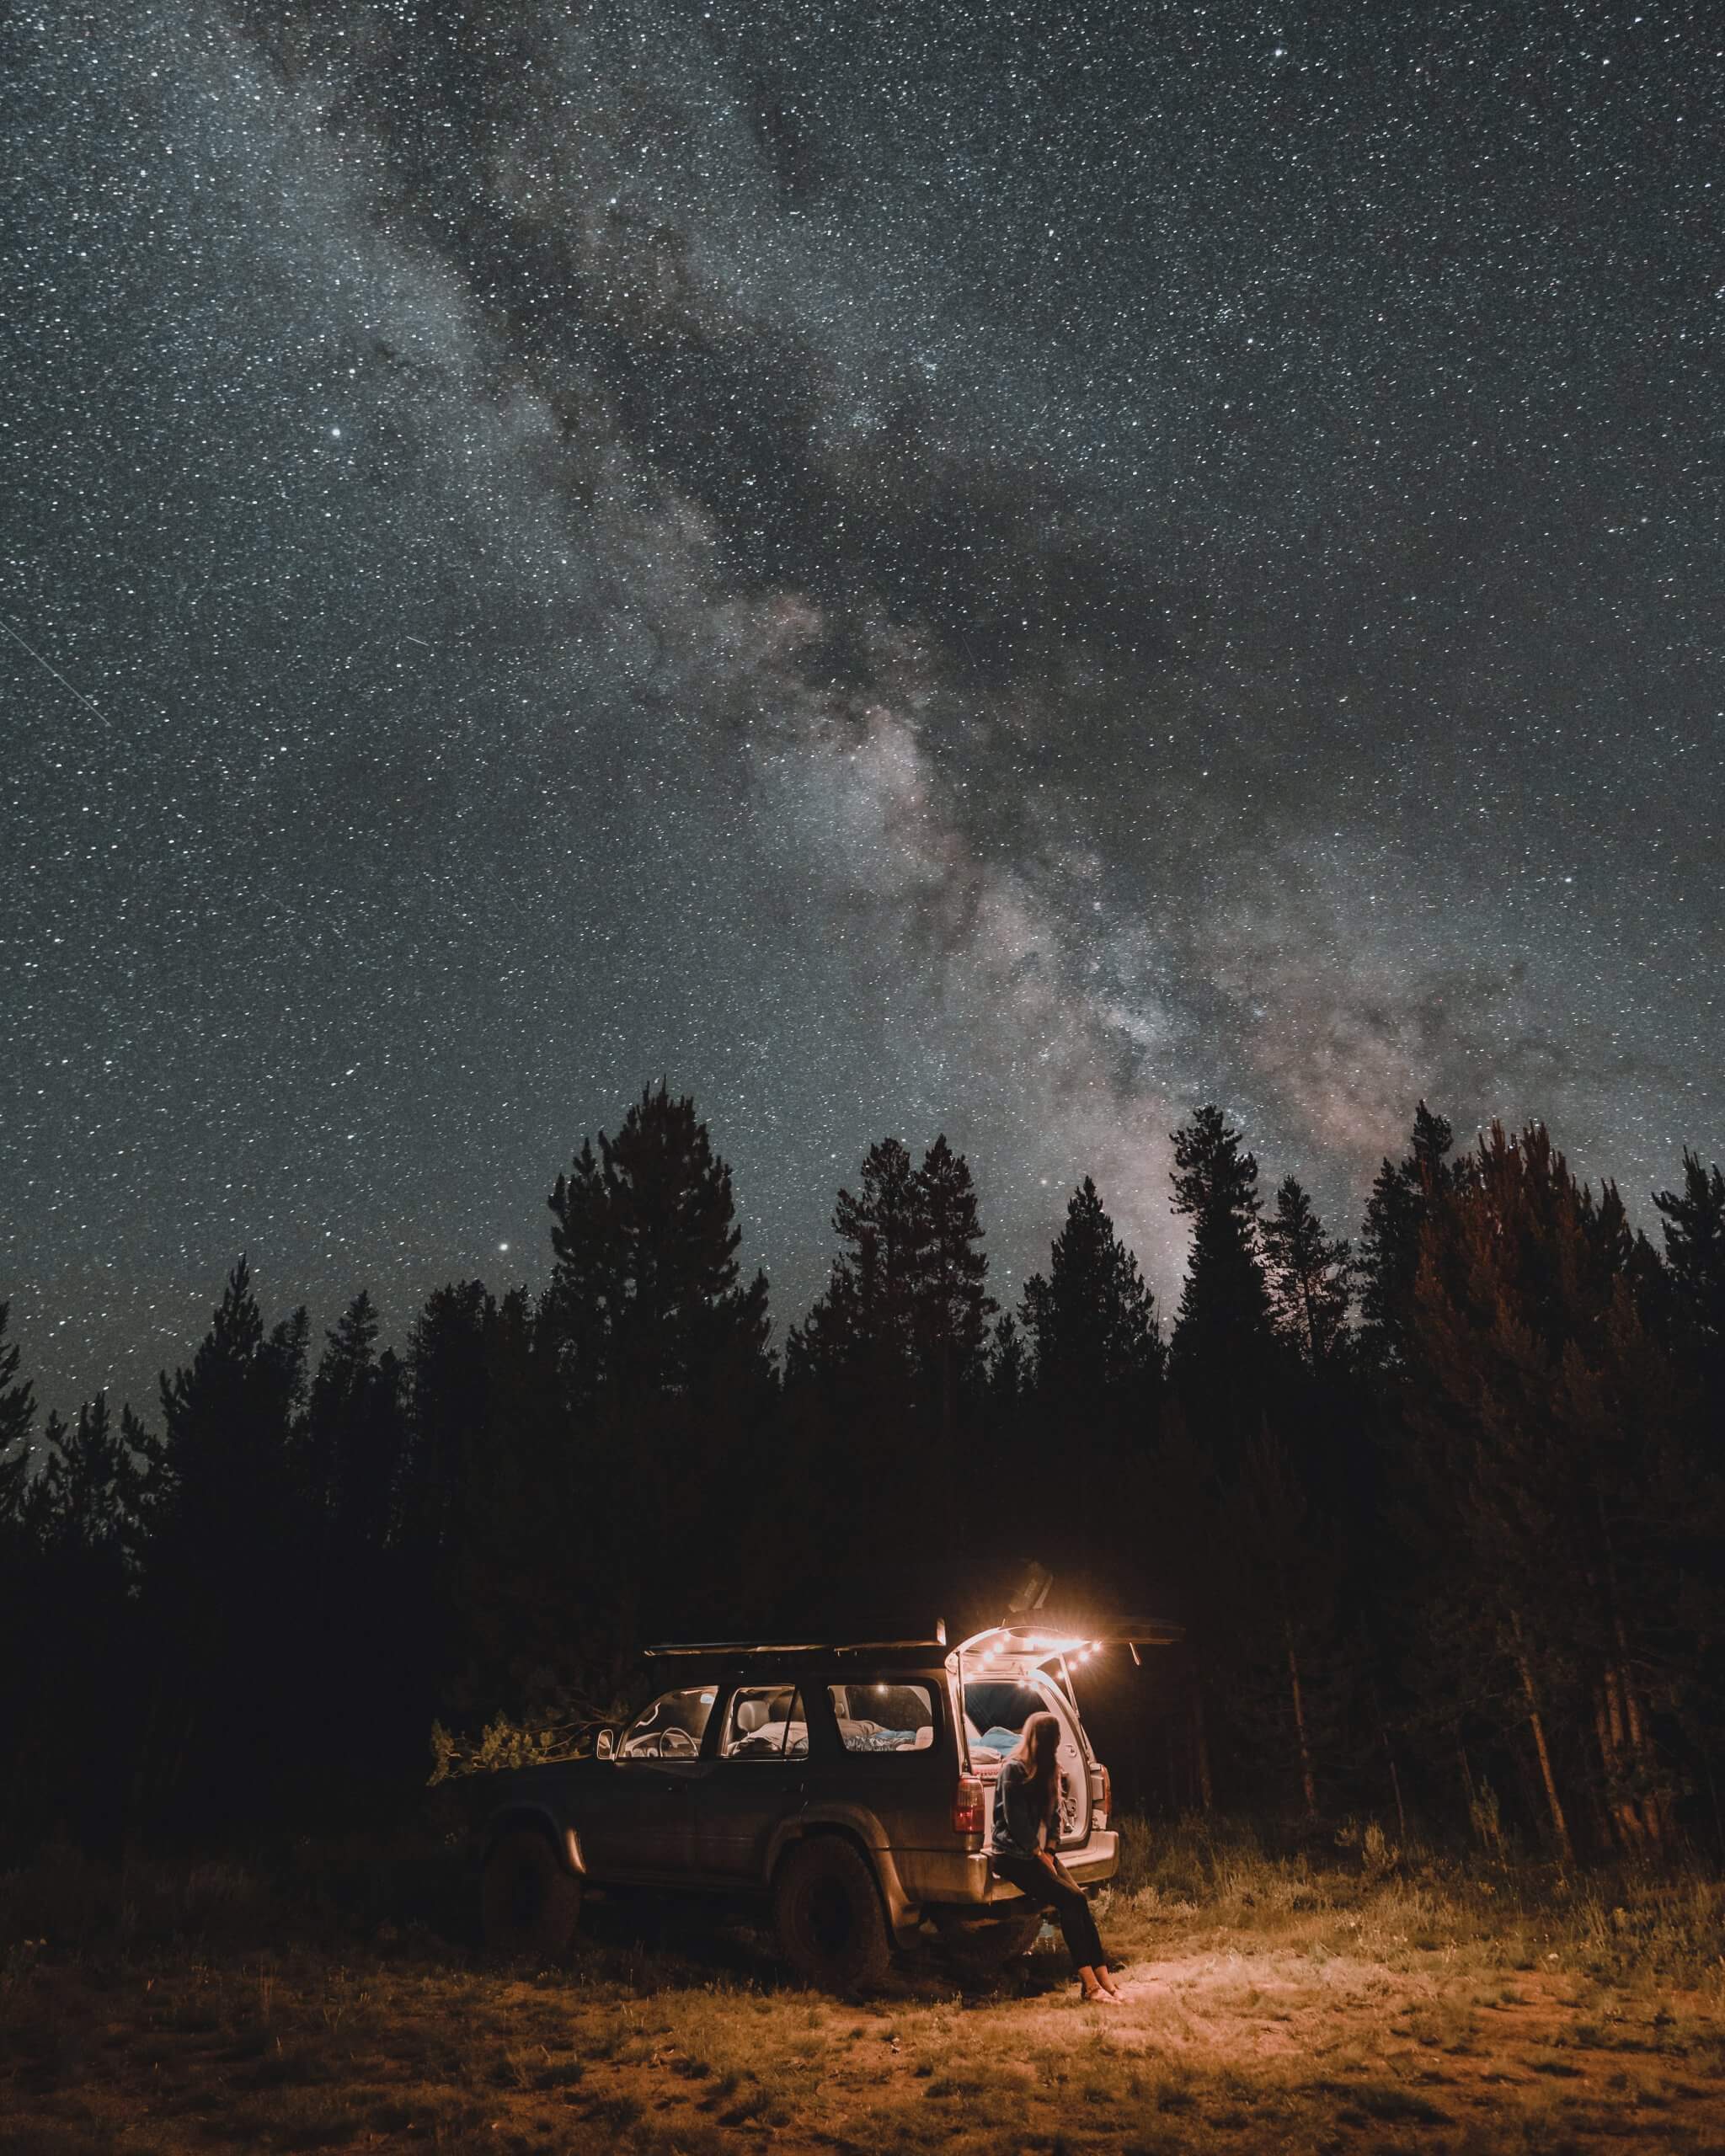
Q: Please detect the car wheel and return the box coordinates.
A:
[773,1837,892,1995]
[936,1907,1045,1980]
[482,1828,582,1961]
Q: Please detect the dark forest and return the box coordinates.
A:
[3,1088,1721,1868]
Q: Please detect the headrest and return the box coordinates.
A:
[737,1698,766,1733]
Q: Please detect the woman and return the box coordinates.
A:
[991,1712,1123,2001]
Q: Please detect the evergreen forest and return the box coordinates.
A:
[3,1087,1722,1867]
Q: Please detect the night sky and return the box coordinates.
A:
[4,0,1720,1413]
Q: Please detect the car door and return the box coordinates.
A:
[585,1685,715,1876]
[689,1681,809,1881]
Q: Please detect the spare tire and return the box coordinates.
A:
[482,1827,582,1961]
[773,1837,892,1994]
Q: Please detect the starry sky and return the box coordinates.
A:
[3,0,1720,1412]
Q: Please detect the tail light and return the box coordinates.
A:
[1097,1765,1111,1828]
[952,1773,986,1837]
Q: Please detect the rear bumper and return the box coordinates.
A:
[896,1828,1119,1913]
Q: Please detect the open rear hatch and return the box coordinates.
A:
[953,1616,1185,1683]
[951,1617,1183,1847]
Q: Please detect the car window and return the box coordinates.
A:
[962,1681,1046,1758]
[719,1685,807,1759]
[827,1681,937,1753]
[619,1687,716,1758]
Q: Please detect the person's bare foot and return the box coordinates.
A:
[1079,1977,1121,2003]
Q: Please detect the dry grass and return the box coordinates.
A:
[2,1822,1722,2152]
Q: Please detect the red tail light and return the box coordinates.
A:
[952,1773,986,1837]
[1097,1765,1111,1827]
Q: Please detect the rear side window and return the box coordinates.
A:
[827,1682,937,1753]
[720,1686,808,1759]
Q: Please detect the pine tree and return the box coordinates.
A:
[0,1297,35,1529]
[39,1390,146,1562]
[1403,1123,1696,1854]
[912,1135,996,1438]
[399,1279,494,1564]
[301,1291,408,1555]
[136,1257,311,1827]
[1215,1430,1357,1816]
[1358,1102,1455,1367]
[546,1084,771,1410]
[1261,1177,1352,1369]
[1014,1177,1163,1582]
[788,1135,996,1422]
[789,1137,924,1390]
[987,1311,1028,1404]
[538,1089,772,1678]
[1653,1149,1725,1403]
[1168,1107,1274,1444]
[1019,1177,1163,1410]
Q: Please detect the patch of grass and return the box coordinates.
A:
[718,2084,782,2126]
[922,2071,985,2098]
[1314,2073,1450,2125]
[585,2090,644,2132]
[5,1826,1725,2156]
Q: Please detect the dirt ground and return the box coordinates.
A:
[3,1838,1724,2154]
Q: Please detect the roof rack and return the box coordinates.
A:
[643,1632,948,1658]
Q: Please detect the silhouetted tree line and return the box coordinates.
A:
[1,1085,1721,1862]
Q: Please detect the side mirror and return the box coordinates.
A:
[595,1729,615,1761]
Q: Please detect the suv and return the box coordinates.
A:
[477,1618,1178,1990]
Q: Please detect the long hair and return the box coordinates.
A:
[1007,1711,1062,1828]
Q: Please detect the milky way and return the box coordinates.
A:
[3,0,1720,1408]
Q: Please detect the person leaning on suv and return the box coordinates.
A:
[991,1713,1124,2002]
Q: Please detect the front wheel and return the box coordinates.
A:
[773,1837,892,1994]
[482,1828,582,1961]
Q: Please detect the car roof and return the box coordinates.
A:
[642,1638,949,1670]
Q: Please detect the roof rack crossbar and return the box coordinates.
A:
[643,1636,947,1658]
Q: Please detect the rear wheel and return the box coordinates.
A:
[773,1837,892,1995]
[482,1828,582,1962]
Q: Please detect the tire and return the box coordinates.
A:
[773,1837,893,1995]
[482,1827,582,1962]
[936,1907,1045,1981]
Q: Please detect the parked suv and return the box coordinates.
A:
[476,1618,1178,1990]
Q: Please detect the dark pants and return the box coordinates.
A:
[991,1853,1105,1970]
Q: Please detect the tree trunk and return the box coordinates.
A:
[1511,1612,1573,1865]
[1285,1620,1317,1814]
[1594,1492,1671,1849]
[1595,1668,1648,1853]
[1191,1667,1214,1812]
[1615,1649,1671,1849]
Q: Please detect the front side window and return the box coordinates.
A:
[827,1681,937,1753]
[719,1685,807,1758]
[619,1687,715,1758]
